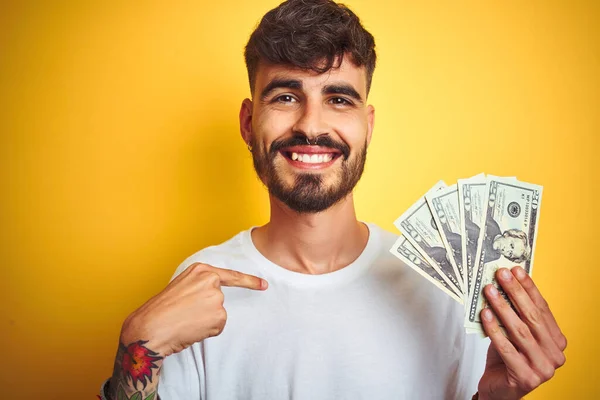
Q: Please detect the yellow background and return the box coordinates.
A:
[1,1,598,398]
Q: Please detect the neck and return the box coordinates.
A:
[251,193,369,275]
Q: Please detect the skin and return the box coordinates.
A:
[108,264,267,399]
[106,55,566,400]
[239,58,375,274]
[480,268,567,400]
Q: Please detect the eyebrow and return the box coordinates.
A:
[322,84,363,103]
[260,79,302,100]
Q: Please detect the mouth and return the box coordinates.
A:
[279,145,342,169]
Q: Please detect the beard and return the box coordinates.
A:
[251,135,367,214]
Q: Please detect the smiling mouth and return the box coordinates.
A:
[283,151,341,164]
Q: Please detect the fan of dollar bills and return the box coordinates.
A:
[390,174,543,335]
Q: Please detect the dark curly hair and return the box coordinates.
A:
[244,0,376,95]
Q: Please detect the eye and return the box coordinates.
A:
[329,97,352,106]
[274,94,297,104]
[510,243,514,249]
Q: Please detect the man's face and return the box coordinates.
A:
[240,56,375,213]
[493,236,526,260]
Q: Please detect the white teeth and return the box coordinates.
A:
[291,153,335,164]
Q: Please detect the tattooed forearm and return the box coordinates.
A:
[114,385,158,400]
[108,340,163,400]
[120,341,162,387]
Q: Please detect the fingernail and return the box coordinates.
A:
[488,285,499,297]
[261,279,269,290]
[482,308,494,322]
[513,267,526,279]
[500,268,512,280]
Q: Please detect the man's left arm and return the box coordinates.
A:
[477,266,567,400]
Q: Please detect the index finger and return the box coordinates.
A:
[208,266,268,291]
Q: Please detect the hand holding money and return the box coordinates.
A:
[477,266,566,399]
[390,174,566,398]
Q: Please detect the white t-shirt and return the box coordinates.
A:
[158,223,488,400]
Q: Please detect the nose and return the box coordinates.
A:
[292,99,331,141]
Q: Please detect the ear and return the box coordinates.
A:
[366,104,375,146]
[239,98,253,146]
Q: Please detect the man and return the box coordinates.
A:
[100,1,566,399]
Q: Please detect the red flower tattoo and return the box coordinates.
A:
[120,340,162,389]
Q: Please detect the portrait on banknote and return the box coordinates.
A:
[420,242,454,280]
[445,231,462,263]
[464,218,480,267]
[394,239,449,287]
[481,215,532,264]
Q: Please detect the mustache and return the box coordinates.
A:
[269,135,351,160]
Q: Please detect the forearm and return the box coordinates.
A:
[101,262,260,399]
[108,338,164,400]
